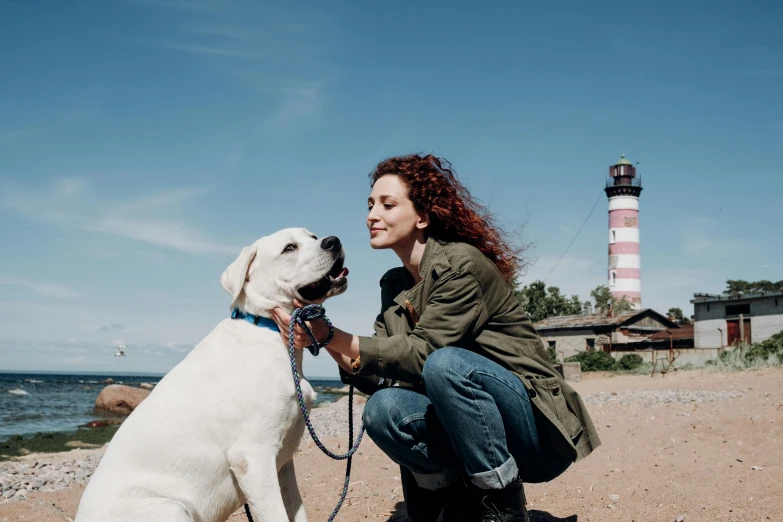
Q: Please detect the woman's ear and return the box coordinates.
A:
[416,212,430,230]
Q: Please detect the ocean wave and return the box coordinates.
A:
[24,379,43,383]
[7,389,29,395]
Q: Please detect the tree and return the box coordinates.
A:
[614,295,635,313]
[667,307,691,325]
[725,279,783,295]
[514,280,583,323]
[590,285,612,315]
[590,285,635,315]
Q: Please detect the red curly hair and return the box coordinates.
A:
[369,154,526,282]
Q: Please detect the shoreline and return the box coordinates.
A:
[0,395,366,504]
[0,384,363,461]
[0,391,366,463]
[0,426,120,462]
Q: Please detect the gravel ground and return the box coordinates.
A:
[1,367,781,522]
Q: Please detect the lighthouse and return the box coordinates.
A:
[605,154,643,310]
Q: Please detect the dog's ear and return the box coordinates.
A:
[221,244,257,309]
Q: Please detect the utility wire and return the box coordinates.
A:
[543,190,604,283]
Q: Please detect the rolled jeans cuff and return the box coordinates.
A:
[411,467,460,490]
[470,455,519,490]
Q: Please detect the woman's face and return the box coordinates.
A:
[367,175,428,250]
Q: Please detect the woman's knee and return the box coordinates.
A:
[422,348,466,394]
[362,388,402,438]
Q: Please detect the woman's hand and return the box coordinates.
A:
[271,300,328,350]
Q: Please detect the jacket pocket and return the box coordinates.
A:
[527,377,584,441]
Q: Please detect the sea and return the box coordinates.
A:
[0,371,345,439]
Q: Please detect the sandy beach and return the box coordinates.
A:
[2,367,781,521]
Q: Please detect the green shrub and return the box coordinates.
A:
[617,353,644,370]
[565,350,617,371]
[707,331,783,371]
[744,331,783,363]
[546,344,559,364]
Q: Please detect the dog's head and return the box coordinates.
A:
[220,228,349,316]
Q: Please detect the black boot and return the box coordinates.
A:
[478,479,530,522]
[442,477,482,522]
[400,466,447,522]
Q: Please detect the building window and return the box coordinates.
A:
[548,340,557,349]
[610,271,617,286]
[707,304,710,312]
[611,230,616,243]
[586,338,596,351]
[726,303,751,317]
[776,298,779,307]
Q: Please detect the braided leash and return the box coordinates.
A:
[244,304,365,522]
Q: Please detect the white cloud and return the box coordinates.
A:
[100,324,125,332]
[276,82,322,124]
[133,0,218,12]
[226,143,245,168]
[517,254,604,301]
[87,218,236,255]
[0,179,236,256]
[641,268,721,316]
[680,217,755,259]
[166,341,194,353]
[159,42,250,58]
[0,275,80,298]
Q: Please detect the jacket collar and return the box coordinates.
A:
[417,236,439,281]
[393,237,449,312]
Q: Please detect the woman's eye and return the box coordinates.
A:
[282,244,297,253]
[384,204,393,209]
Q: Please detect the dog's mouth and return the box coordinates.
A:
[297,257,349,302]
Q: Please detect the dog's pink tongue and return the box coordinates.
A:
[339,267,349,278]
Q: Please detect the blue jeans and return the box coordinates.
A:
[362,348,572,490]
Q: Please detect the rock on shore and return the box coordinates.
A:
[93,385,150,415]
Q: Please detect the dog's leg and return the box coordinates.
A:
[228,446,288,521]
[278,459,307,522]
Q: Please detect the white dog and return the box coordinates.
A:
[75,228,349,522]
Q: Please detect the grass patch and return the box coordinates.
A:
[0,425,119,461]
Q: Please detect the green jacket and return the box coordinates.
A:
[342,237,600,462]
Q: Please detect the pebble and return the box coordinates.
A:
[0,450,106,503]
[299,400,365,446]
[583,390,745,407]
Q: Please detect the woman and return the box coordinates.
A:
[273,154,600,522]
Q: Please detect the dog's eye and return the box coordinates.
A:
[282,244,297,254]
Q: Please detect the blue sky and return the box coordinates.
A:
[1,1,781,377]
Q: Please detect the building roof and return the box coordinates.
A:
[648,324,694,341]
[615,154,633,166]
[533,309,677,331]
[691,291,783,304]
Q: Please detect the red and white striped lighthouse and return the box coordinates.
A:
[605,154,643,310]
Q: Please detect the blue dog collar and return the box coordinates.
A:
[231,309,280,332]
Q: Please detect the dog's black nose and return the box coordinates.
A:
[321,236,341,252]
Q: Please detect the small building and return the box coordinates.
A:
[691,291,783,348]
[534,309,679,360]
[645,324,695,350]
